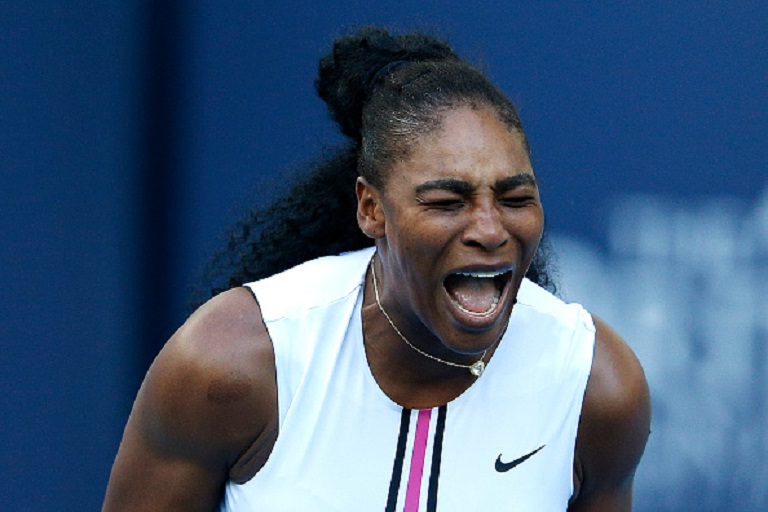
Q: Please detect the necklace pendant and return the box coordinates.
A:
[469,360,485,377]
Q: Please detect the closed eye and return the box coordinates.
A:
[499,195,536,207]
[426,199,466,210]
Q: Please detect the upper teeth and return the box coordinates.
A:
[457,271,505,278]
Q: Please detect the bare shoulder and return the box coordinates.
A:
[103,287,277,511]
[145,286,277,458]
[570,316,651,510]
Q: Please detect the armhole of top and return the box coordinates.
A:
[242,284,258,304]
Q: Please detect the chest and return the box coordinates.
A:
[224,272,593,511]
[222,348,579,511]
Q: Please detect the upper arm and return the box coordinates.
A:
[569,316,651,511]
[103,287,277,512]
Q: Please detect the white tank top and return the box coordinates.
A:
[221,247,595,511]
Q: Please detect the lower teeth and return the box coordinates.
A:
[453,296,499,315]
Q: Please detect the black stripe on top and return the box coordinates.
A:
[385,408,412,512]
[426,405,447,512]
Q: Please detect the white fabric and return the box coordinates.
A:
[220,247,595,511]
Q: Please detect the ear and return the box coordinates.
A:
[356,177,386,239]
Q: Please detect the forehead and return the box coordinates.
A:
[387,106,532,187]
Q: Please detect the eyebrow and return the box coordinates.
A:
[493,174,537,193]
[414,173,537,196]
[415,178,474,196]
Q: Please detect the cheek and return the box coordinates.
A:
[388,209,456,249]
[510,208,545,251]
[529,208,545,238]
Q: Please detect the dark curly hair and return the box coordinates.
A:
[193,26,557,309]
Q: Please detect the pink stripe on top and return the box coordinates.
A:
[404,409,432,512]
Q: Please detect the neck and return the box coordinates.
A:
[362,305,481,408]
[361,258,496,408]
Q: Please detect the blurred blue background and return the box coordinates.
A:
[2,1,766,510]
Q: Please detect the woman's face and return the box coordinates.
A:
[367,105,545,358]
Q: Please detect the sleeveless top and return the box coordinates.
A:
[220,247,595,511]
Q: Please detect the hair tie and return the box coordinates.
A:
[364,60,411,97]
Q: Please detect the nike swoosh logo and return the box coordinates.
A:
[495,445,546,472]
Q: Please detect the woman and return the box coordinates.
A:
[104,27,650,511]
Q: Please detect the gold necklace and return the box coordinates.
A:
[370,259,488,377]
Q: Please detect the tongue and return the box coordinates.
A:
[444,274,499,314]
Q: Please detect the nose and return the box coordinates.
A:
[462,200,509,251]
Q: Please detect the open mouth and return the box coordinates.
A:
[443,269,512,317]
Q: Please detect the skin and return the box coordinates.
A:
[102,288,278,511]
[357,105,543,407]
[103,105,650,511]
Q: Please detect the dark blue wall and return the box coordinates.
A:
[1,2,145,510]
[2,1,765,509]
